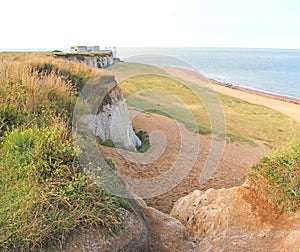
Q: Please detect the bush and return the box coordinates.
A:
[0,105,26,136]
[248,140,300,211]
[102,139,116,148]
[0,125,129,251]
[0,53,130,251]
[96,136,116,148]
[136,130,150,153]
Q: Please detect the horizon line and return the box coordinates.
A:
[1,46,300,52]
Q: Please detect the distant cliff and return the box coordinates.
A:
[54,51,120,68]
[57,52,138,149]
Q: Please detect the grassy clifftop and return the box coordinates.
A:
[0,53,129,251]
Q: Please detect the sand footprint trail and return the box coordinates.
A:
[100,111,267,213]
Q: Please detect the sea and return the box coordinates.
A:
[117,47,300,100]
[1,47,300,100]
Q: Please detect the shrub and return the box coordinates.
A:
[248,139,300,211]
[0,124,129,251]
[102,139,116,148]
[96,136,116,148]
[0,105,26,136]
[105,158,117,170]
[0,53,130,251]
[136,130,150,153]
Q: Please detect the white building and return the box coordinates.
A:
[70,46,88,53]
[71,46,101,53]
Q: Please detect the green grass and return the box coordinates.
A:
[0,125,128,251]
[0,53,131,251]
[110,62,165,83]
[120,74,211,135]
[248,139,300,211]
[114,63,300,147]
[218,93,300,147]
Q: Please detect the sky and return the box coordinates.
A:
[1,0,300,49]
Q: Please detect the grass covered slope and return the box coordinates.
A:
[0,53,129,251]
[116,67,300,147]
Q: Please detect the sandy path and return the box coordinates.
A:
[100,112,267,213]
[160,66,300,124]
[100,65,299,213]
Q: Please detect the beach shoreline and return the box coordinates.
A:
[209,78,300,105]
[159,65,300,124]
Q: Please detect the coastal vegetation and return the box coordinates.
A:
[96,132,150,153]
[0,53,299,251]
[136,130,150,153]
[115,64,300,147]
[248,140,300,211]
[0,53,130,251]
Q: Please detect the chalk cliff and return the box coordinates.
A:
[82,78,141,150]
[54,52,116,68]
[79,54,114,68]
[170,186,300,251]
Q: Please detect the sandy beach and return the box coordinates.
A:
[160,66,300,124]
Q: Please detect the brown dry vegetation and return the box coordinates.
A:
[0,53,130,251]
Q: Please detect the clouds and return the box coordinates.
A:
[0,0,299,49]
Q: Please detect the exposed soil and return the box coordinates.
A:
[96,65,300,251]
[100,111,268,213]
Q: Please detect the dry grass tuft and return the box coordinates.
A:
[0,53,130,251]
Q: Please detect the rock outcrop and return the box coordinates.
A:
[56,196,196,252]
[55,53,116,68]
[135,197,196,252]
[82,78,141,150]
[171,186,300,252]
[78,54,114,68]
[59,208,150,252]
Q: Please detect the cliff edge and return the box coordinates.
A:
[171,186,300,251]
[81,76,141,150]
